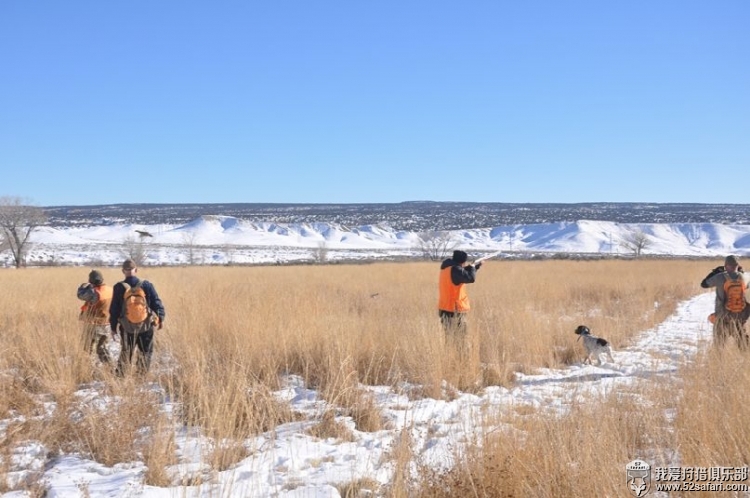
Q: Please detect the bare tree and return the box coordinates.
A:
[0,196,47,268]
[416,231,457,261]
[313,241,329,263]
[182,231,201,265]
[122,234,148,266]
[0,232,10,267]
[620,229,651,257]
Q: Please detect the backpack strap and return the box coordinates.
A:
[726,272,745,286]
[120,281,131,320]
[119,278,143,296]
[118,278,155,333]
[123,277,142,288]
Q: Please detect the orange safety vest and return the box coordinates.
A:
[80,284,113,325]
[438,265,470,313]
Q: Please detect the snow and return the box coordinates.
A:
[1,291,718,497]
[9,218,750,268]
[0,218,743,496]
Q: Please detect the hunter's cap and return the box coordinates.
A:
[122,259,137,270]
[725,255,740,267]
[452,250,468,264]
[88,270,104,285]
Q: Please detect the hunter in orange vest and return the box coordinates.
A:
[438,250,482,336]
[77,269,114,364]
[700,255,750,349]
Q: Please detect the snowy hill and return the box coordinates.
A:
[10,217,750,267]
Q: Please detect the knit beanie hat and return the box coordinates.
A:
[725,255,740,267]
[88,270,104,285]
[452,250,468,264]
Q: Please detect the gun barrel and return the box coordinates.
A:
[474,250,503,264]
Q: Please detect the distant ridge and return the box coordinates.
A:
[21,217,750,267]
[43,202,750,232]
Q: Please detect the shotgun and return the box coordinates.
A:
[473,249,504,264]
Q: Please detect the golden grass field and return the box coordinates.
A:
[1,258,749,496]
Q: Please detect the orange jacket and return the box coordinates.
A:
[80,284,113,325]
[438,261,476,313]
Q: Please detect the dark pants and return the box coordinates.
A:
[714,313,750,350]
[439,310,469,354]
[116,328,154,376]
[82,324,111,364]
[439,310,467,335]
[439,310,478,389]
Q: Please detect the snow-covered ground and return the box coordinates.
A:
[1,291,717,497]
[1,217,744,496]
[10,217,750,267]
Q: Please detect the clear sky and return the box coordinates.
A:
[1,1,748,207]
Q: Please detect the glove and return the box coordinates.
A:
[475,262,483,270]
[739,266,744,273]
[709,266,725,277]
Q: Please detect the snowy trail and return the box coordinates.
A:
[3,292,718,498]
[504,291,715,413]
[399,291,716,470]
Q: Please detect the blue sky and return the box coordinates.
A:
[1,2,748,206]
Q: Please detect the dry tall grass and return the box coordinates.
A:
[1,258,742,497]
[676,347,750,467]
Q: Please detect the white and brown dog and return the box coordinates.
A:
[574,325,614,365]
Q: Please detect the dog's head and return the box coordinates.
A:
[574,325,590,336]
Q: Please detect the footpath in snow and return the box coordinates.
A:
[2,292,716,498]
[508,291,715,414]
